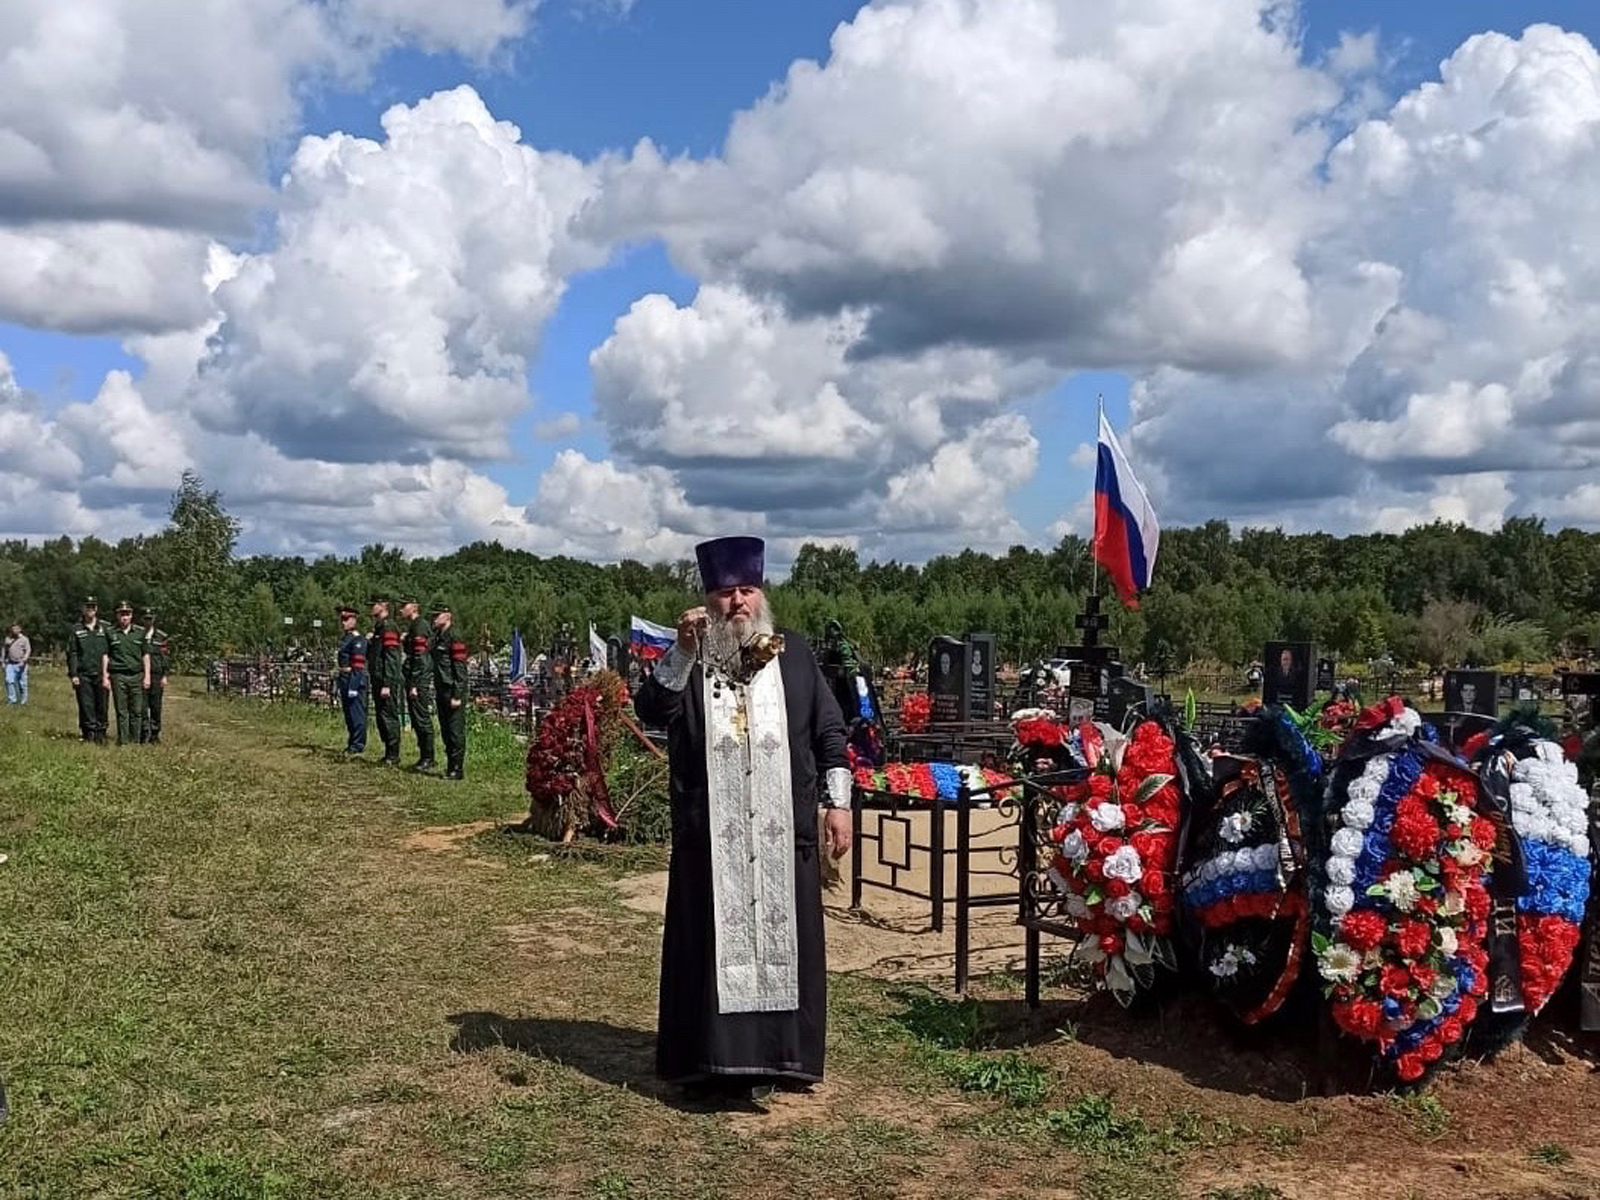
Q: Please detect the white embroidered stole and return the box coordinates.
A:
[703,658,799,1013]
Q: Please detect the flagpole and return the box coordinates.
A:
[1090,392,1103,600]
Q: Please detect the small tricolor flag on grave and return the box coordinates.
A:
[1093,412,1160,609]
[629,615,676,661]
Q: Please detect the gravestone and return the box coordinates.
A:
[927,635,969,725]
[966,632,997,721]
[1444,669,1499,718]
[1315,656,1336,694]
[1106,674,1152,727]
[1262,641,1314,710]
[1054,642,1124,721]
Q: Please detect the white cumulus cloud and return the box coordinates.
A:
[189,87,606,464]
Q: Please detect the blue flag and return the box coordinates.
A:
[509,628,525,680]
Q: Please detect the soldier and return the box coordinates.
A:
[104,600,150,746]
[399,595,436,771]
[66,596,113,742]
[139,609,172,744]
[430,603,470,780]
[335,606,369,755]
[368,594,404,766]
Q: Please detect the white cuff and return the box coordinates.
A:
[651,641,695,692]
[823,766,853,809]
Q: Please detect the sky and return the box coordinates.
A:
[4,0,1600,567]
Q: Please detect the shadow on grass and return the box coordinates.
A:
[445,1011,767,1113]
[883,982,1343,1103]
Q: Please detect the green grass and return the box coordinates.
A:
[1529,1142,1573,1167]
[0,679,1001,1197]
[1388,1089,1451,1140]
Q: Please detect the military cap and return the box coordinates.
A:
[83,595,98,607]
[139,608,156,621]
[337,604,359,618]
[115,599,134,613]
[429,602,452,617]
[367,592,389,605]
[397,593,421,607]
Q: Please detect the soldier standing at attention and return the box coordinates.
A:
[105,600,150,746]
[139,609,171,744]
[335,606,369,756]
[400,595,436,771]
[430,603,470,781]
[368,594,404,766]
[66,596,112,742]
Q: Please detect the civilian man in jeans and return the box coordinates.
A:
[3,622,29,704]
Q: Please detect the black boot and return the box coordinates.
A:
[445,761,464,781]
[412,758,436,772]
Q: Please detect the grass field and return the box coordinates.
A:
[3,677,1599,1199]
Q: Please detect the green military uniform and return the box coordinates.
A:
[430,607,470,780]
[401,599,436,770]
[141,612,171,744]
[66,597,112,742]
[369,597,405,765]
[104,602,149,745]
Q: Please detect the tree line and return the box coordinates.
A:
[2,475,1598,671]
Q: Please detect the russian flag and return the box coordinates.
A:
[629,615,676,662]
[1093,412,1160,608]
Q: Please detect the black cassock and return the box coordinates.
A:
[634,631,846,1084]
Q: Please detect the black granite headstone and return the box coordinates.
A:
[1262,641,1315,710]
[966,632,997,721]
[1560,672,1600,698]
[1315,657,1337,693]
[1444,669,1499,718]
[1106,674,1151,727]
[928,635,969,725]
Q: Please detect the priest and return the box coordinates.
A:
[634,535,851,1102]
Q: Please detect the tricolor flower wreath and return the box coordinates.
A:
[852,761,1015,804]
[1181,710,1322,1025]
[1468,727,1592,1018]
[1508,744,1591,1011]
[1313,701,1497,1083]
[1044,718,1187,1004]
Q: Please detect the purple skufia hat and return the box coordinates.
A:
[696,536,765,591]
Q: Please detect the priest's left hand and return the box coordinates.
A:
[823,809,852,858]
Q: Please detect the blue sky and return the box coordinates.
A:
[5,0,1600,557]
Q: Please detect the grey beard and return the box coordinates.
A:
[702,600,775,672]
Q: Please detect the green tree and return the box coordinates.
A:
[1416,597,1481,668]
[147,471,242,663]
[788,543,861,595]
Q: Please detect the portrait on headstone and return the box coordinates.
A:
[1444,670,1499,718]
[1262,641,1314,710]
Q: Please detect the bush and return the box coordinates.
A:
[607,732,671,844]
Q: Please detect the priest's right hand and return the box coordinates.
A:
[677,606,708,651]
